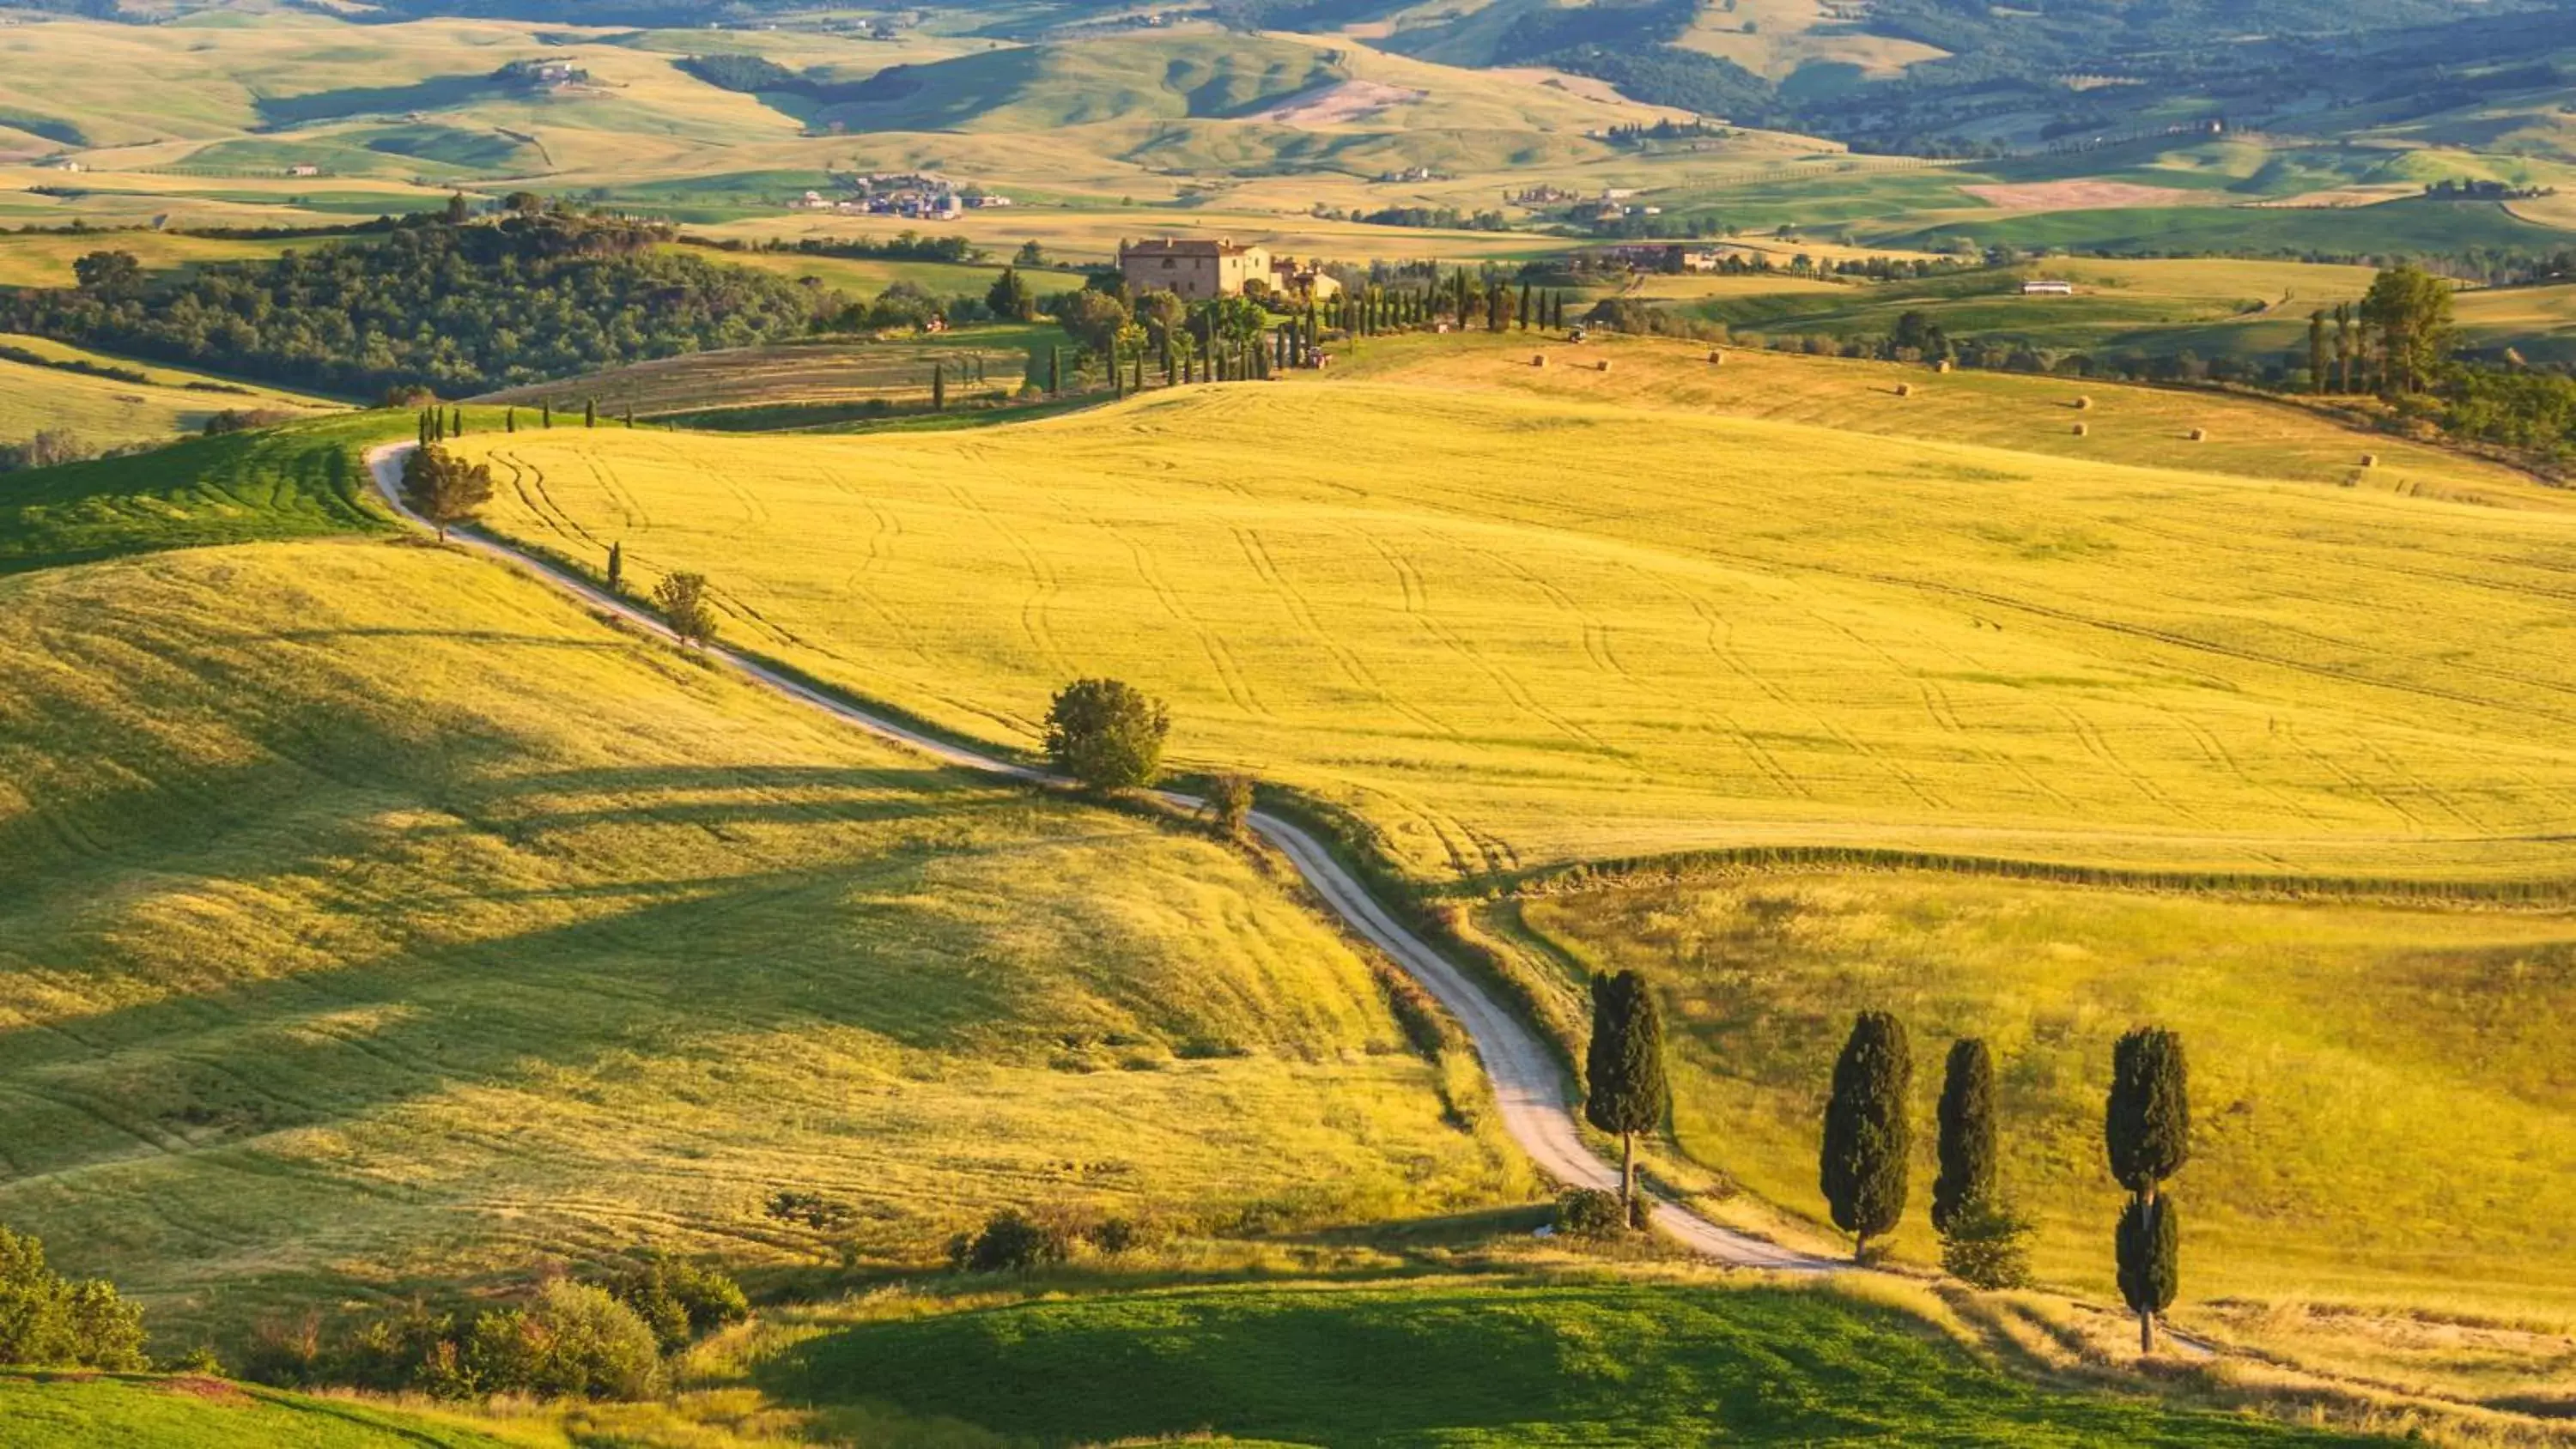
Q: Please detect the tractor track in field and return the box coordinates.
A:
[366,442,1828,1275]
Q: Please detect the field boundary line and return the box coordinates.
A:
[361,443,1831,1274]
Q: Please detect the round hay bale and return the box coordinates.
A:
[2188,427,2208,442]
[1894,382,1914,397]
[1935,360,1953,373]
[1533,353,1547,367]
[2074,395,2093,410]
[1708,349,1724,365]
[2360,452,2379,467]
[2073,421,2089,436]
[1596,360,1613,373]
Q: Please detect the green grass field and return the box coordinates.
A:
[757,1278,2376,1446]
[450,353,2576,890]
[0,1373,513,1449]
[0,333,340,446]
[1508,875,2576,1381]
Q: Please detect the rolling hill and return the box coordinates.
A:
[0,433,1518,1341]
[449,355,2576,889]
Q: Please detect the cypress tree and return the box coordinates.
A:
[417,409,429,446]
[1519,283,1532,331]
[2308,310,2329,395]
[2117,1195,2181,1353]
[605,540,623,594]
[505,407,516,433]
[450,407,463,437]
[1133,351,1144,391]
[623,407,634,428]
[2105,1028,2190,1197]
[933,361,947,410]
[1931,1038,1996,1235]
[1048,346,1061,396]
[1820,1010,1912,1260]
[584,398,596,427]
[2105,1027,2190,1353]
[542,401,553,428]
[1583,969,1670,1226]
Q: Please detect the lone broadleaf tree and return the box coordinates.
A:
[1931,1037,1997,1235]
[653,571,719,648]
[2105,1026,2190,1352]
[399,445,493,541]
[1583,969,1670,1226]
[1044,678,1170,791]
[1820,1010,1911,1260]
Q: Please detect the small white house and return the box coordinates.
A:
[286,163,321,178]
[2021,279,2075,295]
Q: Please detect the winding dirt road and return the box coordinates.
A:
[367,443,1831,1273]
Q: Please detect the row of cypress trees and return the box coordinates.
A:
[1820,1013,2192,1348]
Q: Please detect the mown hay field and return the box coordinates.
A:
[1515,874,2576,1373]
[458,373,2576,888]
[0,539,1517,1342]
[1339,332,2537,494]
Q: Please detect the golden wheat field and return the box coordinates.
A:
[0,540,1519,1339]
[453,367,2576,888]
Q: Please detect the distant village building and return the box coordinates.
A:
[1117,238,1340,301]
[286,163,321,178]
[2020,278,2075,295]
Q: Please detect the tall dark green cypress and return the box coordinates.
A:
[933,361,947,410]
[1583,969,1670,1226]
[2106,1026,2189,1352]
[541,401,553,428]
[2105,1028,2189,1196]
[2308,310,2329,395]
[505,407,516,433]
[1931,1038,1996,1235]
[1820,1010,1912,1260]
[2117,1194,2180,1352]
[1518,283,1532,331]
[605,540,623,594]
[1048,346,1061,395]
[450,407,463,437]
[584,398,596,427]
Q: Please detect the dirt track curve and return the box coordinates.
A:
[368,442,1832,1273]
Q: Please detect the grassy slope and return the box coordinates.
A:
[761,1279,2376,1446]
[0,1373,513,1449]
[454,361,2576,888]
[0,535,1515,1341]
[0,335,340,446]
[468,329,1057,414]
[1519,876,2576,1350]
[0,414,392,572]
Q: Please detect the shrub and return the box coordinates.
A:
[1044,677,1170,791]
[1555,1187,1629,1237]
[1939,1202,2033,1289]
[957,1209,1072,1272]
[202,407,301,435]
[608,1256,749,1354]
[0,1225,147,1370]
[1204,773,1255,840]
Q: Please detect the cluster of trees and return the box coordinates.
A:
[1353,207,1510,232]
[8,213,841,397]
[0,428,158,475]
[1820,1014,2192,1349]
[0,1224,147,1370]
[244,1257,747,1402]
[683,230,984,264]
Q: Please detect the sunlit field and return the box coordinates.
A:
[0,539,1517,1341]
[1512,874,2576,1386]
[456,364,2576,889]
